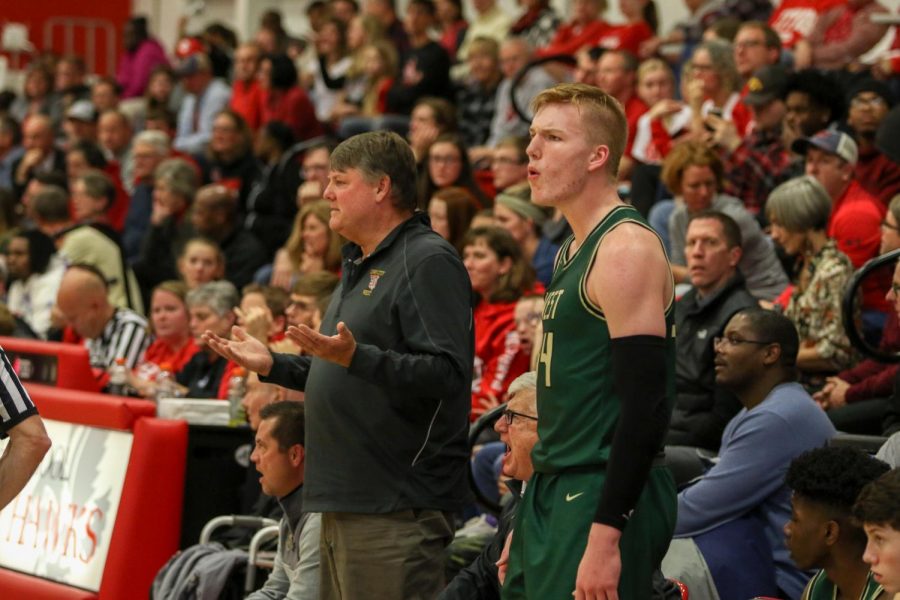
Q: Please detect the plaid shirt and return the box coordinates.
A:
[723,126,793,216]
[456,80,499,148]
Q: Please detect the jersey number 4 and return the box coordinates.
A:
[539,331,553,387]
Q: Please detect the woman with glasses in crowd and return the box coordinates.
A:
[418,133,490,209]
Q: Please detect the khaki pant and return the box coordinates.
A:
[319,509,454,600]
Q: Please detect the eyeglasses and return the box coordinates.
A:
[503,408,538,426]
[302,164,329,177]
[287,298,314,311]
[882,219,900,233]
[492,156,526,167]
[851,95,887,109]
[429,154,461,165]
[734,40,765,50]
[713,335,774,348]
[515,311,542,328]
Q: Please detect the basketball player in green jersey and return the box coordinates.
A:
[501,83,677,599]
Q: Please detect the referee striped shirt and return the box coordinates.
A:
[86,308,150,370]
[0,348,37,438]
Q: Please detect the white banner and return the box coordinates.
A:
[0,419,133,592]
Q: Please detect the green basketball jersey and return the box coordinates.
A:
[801,569,884,600]
[532,204,676,473]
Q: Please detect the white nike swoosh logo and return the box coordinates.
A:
[565,492,584,502]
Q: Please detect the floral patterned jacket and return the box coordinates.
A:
[784,240,856,371]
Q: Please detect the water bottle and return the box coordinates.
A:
[107,358,128,396]
[155,363,177,402]
[228,367,247,427]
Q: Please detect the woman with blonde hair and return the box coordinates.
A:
[265,200,343,290]
[686,40,752,138]
[332,40,398,129]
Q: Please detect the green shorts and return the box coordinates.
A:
[502,466,676,600]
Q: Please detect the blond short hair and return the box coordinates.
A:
[531,83,627,178]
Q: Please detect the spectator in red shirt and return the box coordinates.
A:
[768,0,845,50]
[846,79,900,208]
[596,0,656,56]
[462,226,533,420]
[131,280,200,398]
[537,0,610,58]
[687,40,753,141]
[793,130,886,311]
[795,0,889,72]
[230,43,265,132]
[259,54,324,143]
[435,0,468,58]
[813,194,900,434]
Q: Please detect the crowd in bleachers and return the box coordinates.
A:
[6,0,900,597]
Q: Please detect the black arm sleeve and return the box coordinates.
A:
[594,335,670,529]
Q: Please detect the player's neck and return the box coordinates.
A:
[561,184,624,246]
[823,551,873,600]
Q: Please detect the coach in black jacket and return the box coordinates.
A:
[205,131,473,600]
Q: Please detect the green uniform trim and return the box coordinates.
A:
[801,569,885,600]
[504,204,678,599]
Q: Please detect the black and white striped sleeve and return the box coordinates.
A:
[0,349,38,438]
[109,311,150,370]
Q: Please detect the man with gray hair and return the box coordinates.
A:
[125,128,172,261]
[793,130,885,320]
[205,130,473,599]
[441,371,538,600]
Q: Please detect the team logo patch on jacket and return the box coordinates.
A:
[364,269,385,296]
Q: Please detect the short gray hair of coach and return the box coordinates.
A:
[507,371,538,416]
[186,280,239,317]
[154,158,199,200]
[133,129,170,156]
[766,175,832,233]
[330,131,418,213]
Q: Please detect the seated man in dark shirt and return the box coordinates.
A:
[190,184,267,290]
[666,211,757,484]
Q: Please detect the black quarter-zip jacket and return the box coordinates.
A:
[264,212,475,513]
